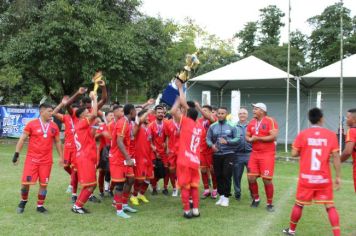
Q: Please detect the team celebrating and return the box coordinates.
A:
[11,77,356,235]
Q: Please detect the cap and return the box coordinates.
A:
[252,103,267,112]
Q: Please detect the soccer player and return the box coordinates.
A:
[13,103,63,214]
[195,102,218,199]
[130,109,154,205]
[149,105,169,195]
[171,80,203,219]
[283,108,341,236]
[246,103,278,212]
[341,108,356,192]
[109,104,137,219]
[71,92,99,214]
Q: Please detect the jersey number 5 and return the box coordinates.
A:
[311,148,321,171]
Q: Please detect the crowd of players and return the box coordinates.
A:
[11,79,356,236]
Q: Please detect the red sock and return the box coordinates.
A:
[169,172,176,189]
[64,166,72,175]
[163,171,169,189]
[140,182,149,195]
[201,171,209,190]
[264,182,274,205]
[115,193,123,211]
[190,187,199,209]
[133,180,140,197]
[211,172,217,190]
[122,192,130,204]
[71,170,78,195]
[249,182,259,200]
[75,187,92,208]
[21,187,29,201]
[181,188,190,211]
[289,204,303,231]
[327,207,340,236]
[37,189,47,206]
[151,178,157,190]
[98,170,105,193]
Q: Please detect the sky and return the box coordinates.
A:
[140,0,356,44]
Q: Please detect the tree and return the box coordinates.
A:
[234,21,257,57]
[258,5,285,46]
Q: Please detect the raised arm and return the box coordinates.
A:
[87,91,98,121]
[97,80,107,110]
[195,101,215,123]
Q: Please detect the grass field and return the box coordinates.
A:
[0,142,355,236]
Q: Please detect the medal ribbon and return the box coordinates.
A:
[39,118,50,137]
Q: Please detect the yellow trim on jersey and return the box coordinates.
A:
[120,120,127,137]
[266,116,278,130]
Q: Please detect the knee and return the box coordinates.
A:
[262,179,272,185]
[200,168,208,174]
[248,176,256,183]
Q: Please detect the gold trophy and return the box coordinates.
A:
[176,51,200,83]
[92,71,103,94]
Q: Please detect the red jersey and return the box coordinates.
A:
[346,127,356,159]
[293,126,339,189]
[61,114,76,149]
[147,113,156,123]
[74,118,97,162]
[177,116,203,169]
[247,116,278,152]
[109,116,130,165]
[198,117,217,154]
[135,124,152,162]
[166,119,180,155]
[97,122,112,152]
[24,119,59,165]
[149,120,168,157]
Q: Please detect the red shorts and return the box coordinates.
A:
[296,184,334,205]
[200,151,213,169]
[167,152,177,169]
[134,161,154,180]
[110,163,135,183]
[247,151,275,179]
[22,162,52,186]
[63,147,76,167]
[176,165,200,189]
[77,157,97,187]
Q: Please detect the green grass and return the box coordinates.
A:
[0,142,356,236]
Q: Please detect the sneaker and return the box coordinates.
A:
[130,196,139,206]
[71,205,86,214]
[89,195,101,203]
[220,197,229,207]
[266,204,275,212]
[235,193,241,201]
[137,194,149,203]
[215,196,224,205]
[117,210,131,219]
[183,210,193,219]
[282,228,295,236]
[201,189,211,199]
[123,205,138,213]
[211,189,218,199]
[172,189,178,197]
[71,195,78,203]
[17,200,27,214]
[36,206,48,213]
[192,208,200,217]
[151,189,158,195]
[250,199,260,208]
[99,192,105,199]
[162,189,169,196]
[66,185,73,193]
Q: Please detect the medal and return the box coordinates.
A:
[43,134,47,138]
[255,118,264,135]
[39,118,50,139]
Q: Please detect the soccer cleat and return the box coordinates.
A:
[17,200,27,214]
[151,189,158,195]
[215,196,224,206]
[88,195,101,203]
[66,185,73,193]
[123,205,138,213]
[201,189,211,199]
[183,210,193,219]
[36,206,48,213]
[220,197,229,207]
[71,205,86,214]
[71,195,78,203]
[282,228,295,236]
[130,196,140,206]
[211,189,218,199]
[117,210,131,219]
[172,189,178,197]
[266,204,275,212]
[137,194,149,203]
[250,199,260,208]
[192,208,200,217]
[162,189,169,196]
[99,192,105,199]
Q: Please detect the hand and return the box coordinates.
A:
[175,79,183,89]
[334,177,341,191]
[89,91,96,100]
[97,80,106,87]
[219,137,228,144]
[147,98,155,105]
[250,136,258,142]
[61,96,69,106]
[125,158,135,166]
[12,152,19,166]
[211,144,218,152]
[194,100,201,109]
[78,87,88,95]
[58,158,64,167]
